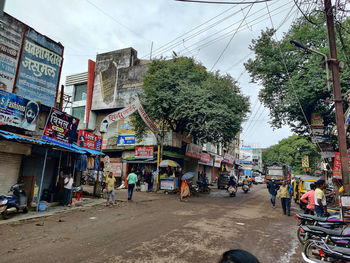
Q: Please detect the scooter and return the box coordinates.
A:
[197,177,211,194]
[0,184,28,220]
[242,184,250,193]
[302,239,350,262]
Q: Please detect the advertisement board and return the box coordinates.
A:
[117,135,135,145]
[200,152,210,163]
[185,143,201,159]
[160,180,175,190]
[240,145,253,164]
[0,13,25,93]
[15,28,63,107]
[333,152,350,179]
[214,156,223,168]
[42,108,79,147]
[77,130,102,151]
[0,89,40,131]
[340,196,350,222]
[223,154,234,165]
[110,162,122,177]
[311,113,324,127]
[135,146,154,159]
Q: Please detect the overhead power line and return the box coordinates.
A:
[175,0,274,4]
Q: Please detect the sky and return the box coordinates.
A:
[4,0,299,148]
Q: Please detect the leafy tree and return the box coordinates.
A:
[262,135,321,174]
[132,57,249,146]
[244,14,350,136]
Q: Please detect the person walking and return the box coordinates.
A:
[277,180,291,216]
[63,173,73,207]
[267,178,279,208]
[105,172,116,206]
[300,183,316,215]
[127,168,138,200]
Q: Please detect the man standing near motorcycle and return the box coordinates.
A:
[314,179,335,217]
[277,180,291,216]
[300,183,316,215]
[267,178,279,208]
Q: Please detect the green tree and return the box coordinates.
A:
[262,135,321,174]
[245,14,350,135]
[132,57,249,145]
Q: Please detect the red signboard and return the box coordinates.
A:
[135,146,154,159]
[223,154,234,165]
[185,143,201,159]
[333,152,350,179]
[77,130,102,151]
[200,152,210,163]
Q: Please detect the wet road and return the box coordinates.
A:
[0,184,303,263]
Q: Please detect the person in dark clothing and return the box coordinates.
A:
[227,176,237,187]
[267,178,279,208]
[219,249,260,263]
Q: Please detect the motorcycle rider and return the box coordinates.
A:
[227,176,237,188]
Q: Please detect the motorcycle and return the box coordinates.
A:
[242,184,250,193]
[227,185,237,197]
[0,184,28,220]
[302,239,350,262]
[197,177,211,194]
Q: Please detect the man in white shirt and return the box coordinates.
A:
[63,173,74,206]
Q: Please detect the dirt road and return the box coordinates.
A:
[0,185,303,263]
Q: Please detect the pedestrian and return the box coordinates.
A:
[127,168,138,200]
[277,180,291,216]
[267,178,279,208]
[106,172,116,205]
[180,179,190,201]
[314,179,334,217]
[300,183,316,215]
[63,173,73,207]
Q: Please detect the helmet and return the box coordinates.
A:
[271,177,275,181]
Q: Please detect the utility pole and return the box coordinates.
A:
[324,0,350,191]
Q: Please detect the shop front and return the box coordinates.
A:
[198,152,213,183]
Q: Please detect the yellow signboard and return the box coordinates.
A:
[302,155,309,168]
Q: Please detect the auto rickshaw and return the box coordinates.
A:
[291,175,318,208]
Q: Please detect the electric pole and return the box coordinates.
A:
[324,0,350,191]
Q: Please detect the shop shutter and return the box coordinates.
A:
[0,152,22,194]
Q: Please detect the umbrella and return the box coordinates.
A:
[159,159,180,168]
[181,172,195,180]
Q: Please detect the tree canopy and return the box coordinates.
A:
[262,135,321,174]
[132,57,249,145]
[244,13,350,135]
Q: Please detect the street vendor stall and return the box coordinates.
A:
[159,160,181,192]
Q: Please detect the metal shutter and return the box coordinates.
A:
[0,152,22,194]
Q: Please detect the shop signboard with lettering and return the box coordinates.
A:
[311,113,324,127]
[223,154,234,165]
[240,145,253,164]
[160,180,175,190]
[110,162,122,177]
[135,146,154,159]
[42,108,79,148]
[214,156,223,168]
[333,152,350,180]
[15,28,63,107]
[185,143,201,159]
[0,89,40,131]
[77,130,102,151]
[340,196,350,222]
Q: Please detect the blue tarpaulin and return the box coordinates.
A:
[71,143,105,156]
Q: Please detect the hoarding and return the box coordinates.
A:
[333,152,350,180]
[77,130,102,151]
[110,162,122,177]
[200,152,210,163]
[185,143,201,159]
[0,89,40,131]
[0,13,24,93]
[311,113,324,127]
[214,156,223,168]
[135,146,154,159]
[223,154,234,165]
[117,135,135,145]
[15,28,63,107]
[240,145,253,164]
[42,108,79,148]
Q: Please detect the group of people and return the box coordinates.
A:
[267,178,293,216]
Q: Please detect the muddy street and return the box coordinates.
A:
[0,185,303,263]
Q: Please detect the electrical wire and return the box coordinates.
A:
[175,0,274,4]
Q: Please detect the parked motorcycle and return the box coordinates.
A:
[0,184,28,220]
[227,186,237,197]
[242,184,250,193]
[197,177,211,194]
[302,239,350,262]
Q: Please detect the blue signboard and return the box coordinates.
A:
[117,135,135,145]
[0,89,40,131]
[15,28,63,107]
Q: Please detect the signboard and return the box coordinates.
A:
[77,130,102,151]
[240,145,253,164]
[42,108,79,147]
[117,135,135,145]
[340,195,350,222]
[160,180,175,190]
[185,143,201,159]
[223,154,234,165]
[15,28,63,107]
[0,13,25,93]
[302,155,309,168]
[311,113,324,127]
[200,152,210,163]
[110,162,122,177]
[332,152,350,179]
[214,156,223,168]
[0,89,40,131]
[135,146,154,159]
[182,132,192,144]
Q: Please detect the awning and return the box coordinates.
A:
[71,144,105,156]
[0,130,85,154]
[122,158,156,164]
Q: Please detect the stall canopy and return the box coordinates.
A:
[0,130,85,153]
[71,144,105,156]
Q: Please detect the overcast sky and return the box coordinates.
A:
[5,0,298,148]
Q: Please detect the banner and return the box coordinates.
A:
[223,154,234,165]
[110,162,122,177]
[214,156,223,168]
[135,146,154,159]
[42,108,79,147]
[333,152,350,180]
[15,28,63,107]
[0,13,25,93]
[117,135,135,145]
[302,155,309,168]
[311,113,324,127]
[200,152,210,163]
[77,130,102,151]
[185,143,201,159]
[0,89,40,131]
[240,145,253,164]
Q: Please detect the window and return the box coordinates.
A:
[74,84,87,101]
[72,106,85,122]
